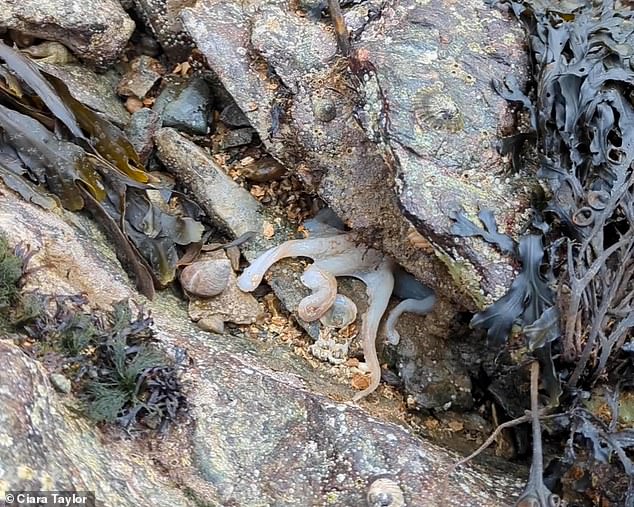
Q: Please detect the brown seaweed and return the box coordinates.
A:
[0,42,204,295]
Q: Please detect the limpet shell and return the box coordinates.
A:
[413,81,464,132]
[312,97,337,122]
[366,477,405,507]
[180,258,232,297]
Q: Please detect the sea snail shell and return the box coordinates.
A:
[366,477,405,507]
[179,258,232,297]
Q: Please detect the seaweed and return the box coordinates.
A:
[450,208,516,254]
[0,41,204,297]
[0,233,26,309]
[14,294,186,430]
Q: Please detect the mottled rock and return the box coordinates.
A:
[37,62,129,128]
[125,108,161,163]
[49,373,71,394]
[130,0,195,61]
[0,342,192,506]
[116,56,165,99]
[219,102,251,127]
[0,0,134,66]
[0,182,526,505]
[162,77,211,135]
[181,0,530,312]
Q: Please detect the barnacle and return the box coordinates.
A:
[413,81,464,132]
[237,218,435,401]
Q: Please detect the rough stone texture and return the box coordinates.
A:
[131,0,195,61]
[126,107,162,163]
[0,181,526,505]
[0,341,193,506]
[37,62,130,128]
[181,0,532,312]
[116,55,165,99]
[0,0,135,66]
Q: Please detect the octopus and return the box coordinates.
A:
[236,212,436,401]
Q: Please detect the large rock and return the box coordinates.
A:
[0,182,526,505]
[0,0,134,66]
[180,0,531,311]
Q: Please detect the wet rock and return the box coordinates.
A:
[125,108,161,163]
[393,298,473,411]
[130,0,195,61]
[0,182,526,505]
[213,127,256,151]
[219,102,251,128]
[181,0,530,312]
[116,56,165,99]
[37,62,129,128]
[0,0,135,66]
[161,77,211,135]
[49,373,71,394]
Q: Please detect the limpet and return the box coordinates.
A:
[366,477,405,507]
[413,81,464,132]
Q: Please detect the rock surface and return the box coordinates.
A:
[0,181,525,505]
[0,0,135,66]
[181,0,531,312]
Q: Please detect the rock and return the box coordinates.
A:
[219,102,251,127]
[49,373,71,394]
[37,62,130,128]
[0,181,526,505]
[116,56,165,99]
[0,0,134,66]
[161,77,212,135]
[181,0,531,312]
[212,127,256,151]
[125,108,161,163]
[130,0,195,61]
[0,341,195,506]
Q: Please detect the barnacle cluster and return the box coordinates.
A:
[237,214,435,401]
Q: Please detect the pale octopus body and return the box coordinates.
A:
[237,216,435,401]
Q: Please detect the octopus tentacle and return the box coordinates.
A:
[298,265,338,321]
[386,295,436,346]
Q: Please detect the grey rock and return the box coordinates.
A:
[219,102,251,127]
[0,184,526,505]
[213,127,255,151]
[116,55,165,99]
[49,373,71,394]
[180,0,531,312]
[37,62,129,128]
[130,0,194,61]
[0,0,134,66]
[162,77,212,135]
[0,342,193,506]
[125,108,161,163]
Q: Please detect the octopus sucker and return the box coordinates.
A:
[236,216,436,401]
[413,81,464,132]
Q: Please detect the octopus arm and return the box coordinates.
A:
[385,294,436,346]
[298,264,338,321]
[236,235,350,291]
[352,259,395,402]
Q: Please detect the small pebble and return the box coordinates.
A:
[50,373,71,394]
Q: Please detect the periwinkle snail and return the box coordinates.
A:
[179,258,232,297]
